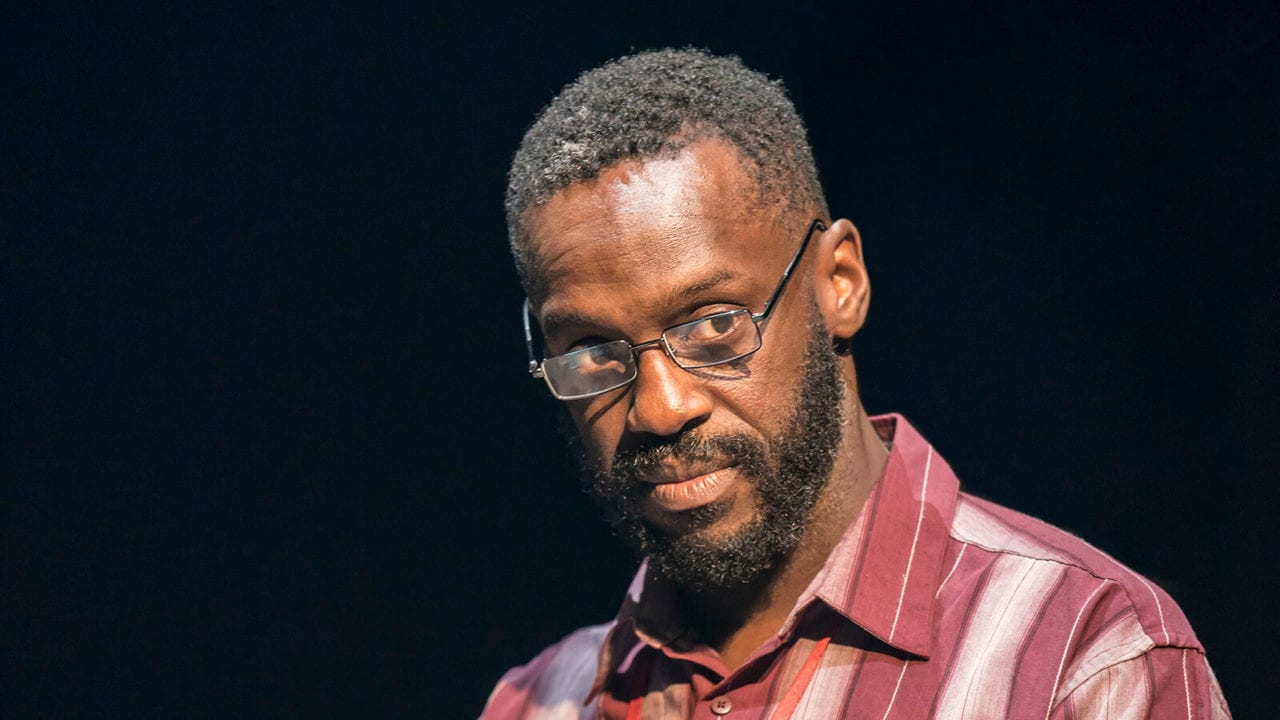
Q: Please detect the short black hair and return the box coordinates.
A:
[506,48,828,296]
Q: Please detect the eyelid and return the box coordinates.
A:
[558,335,610,355]
[687,303,749,321]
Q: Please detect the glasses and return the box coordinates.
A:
[524,218,827,401]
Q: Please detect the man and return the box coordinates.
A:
[483,49,1229,719]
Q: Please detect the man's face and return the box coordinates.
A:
[526,140,845,590]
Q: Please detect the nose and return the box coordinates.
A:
[625,347,713,438]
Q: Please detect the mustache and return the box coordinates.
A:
[606,432,764,486]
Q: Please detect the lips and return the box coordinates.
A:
[645,465,737,513]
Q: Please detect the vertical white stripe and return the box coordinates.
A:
[935,543,968,598]
[935,557,1065,717]
[889,445,932,640]
[1135,574,1170,644]
[1052,651,1152,717]
[1103,659,1152,718]
[793,644,863,720]
[1055,611,1152,695]
[1182,649,1193,720]
[880,661,910,720]
[1044,581,1109,720]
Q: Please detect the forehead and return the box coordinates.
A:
[526,141,786,331]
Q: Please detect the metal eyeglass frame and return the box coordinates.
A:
[523,218,828,400]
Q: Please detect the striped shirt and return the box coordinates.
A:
[482,414,1230,719]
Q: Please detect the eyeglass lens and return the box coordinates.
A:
[663,309,761,368]
[542,341,636,399]
[542,309,762,399]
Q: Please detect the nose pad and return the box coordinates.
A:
[625,347,713,437]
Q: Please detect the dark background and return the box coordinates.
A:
[4,2,1276,717]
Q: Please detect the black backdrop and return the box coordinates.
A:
[5,3,1276,717]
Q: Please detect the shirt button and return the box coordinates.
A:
[710,696,733,715]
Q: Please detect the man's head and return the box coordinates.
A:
[509,49,873,593]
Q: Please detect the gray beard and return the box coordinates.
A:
[566,317,846,593]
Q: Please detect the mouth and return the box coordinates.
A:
[645,465,738,513]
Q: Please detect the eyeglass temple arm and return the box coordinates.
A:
[755,218,827,321]
[522,298,545,378]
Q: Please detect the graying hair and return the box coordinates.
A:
[506,48,828,297]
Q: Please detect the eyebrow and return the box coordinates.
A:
[675,269,740,302]
[539,309,602,338]
[539,269,745,339]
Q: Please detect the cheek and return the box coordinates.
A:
[718,337,809,433]
[565,399,628,469]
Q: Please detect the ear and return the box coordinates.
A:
[812,218,871,340]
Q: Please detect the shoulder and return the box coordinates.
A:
[948,491,1202,652]
[479,623,612,720]
[939,494,1230,715]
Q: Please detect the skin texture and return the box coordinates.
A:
[524,139,889,671]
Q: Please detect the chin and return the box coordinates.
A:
[641,511,791,592]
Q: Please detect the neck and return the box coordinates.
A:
[681,405,888,671]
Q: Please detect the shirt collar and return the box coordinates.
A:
[814,413,960,657]
[589,414,960,698]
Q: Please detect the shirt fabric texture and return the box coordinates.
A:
[482,414,1230,719]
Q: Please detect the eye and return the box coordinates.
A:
[664,309,760,366]
[706,313,738,335]
[585,344,616,367]
[563,342,630,375]
[683,310,748,343]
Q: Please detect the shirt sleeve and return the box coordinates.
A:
[479,625,610,720]
[1051,647,1231,719]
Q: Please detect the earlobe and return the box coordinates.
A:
[813,219,871,340]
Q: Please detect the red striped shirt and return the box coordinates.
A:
[482,415,1230,719]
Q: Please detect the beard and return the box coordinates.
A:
[566,314,846,593]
